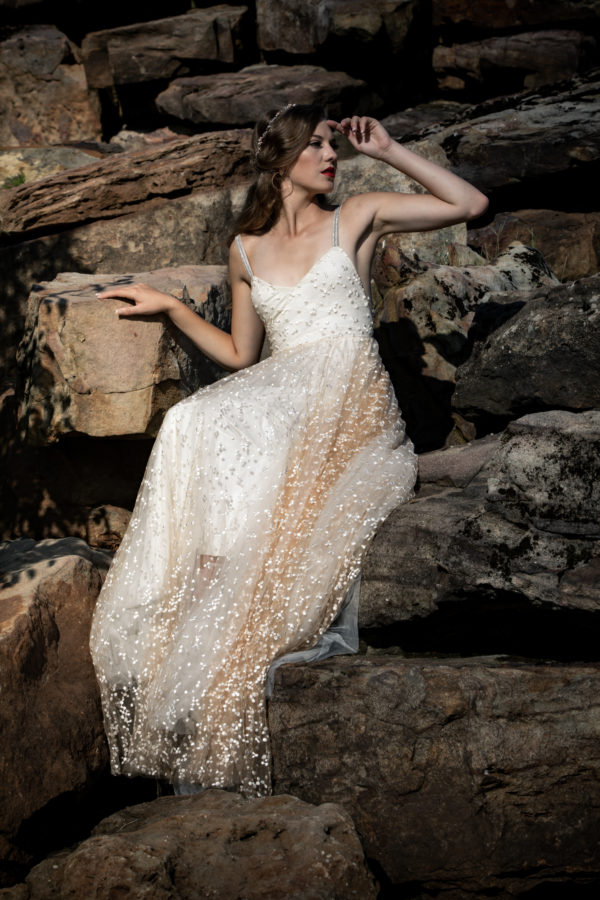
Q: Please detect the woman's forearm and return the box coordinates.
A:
[379,140,488,218]
[165,297,248,370]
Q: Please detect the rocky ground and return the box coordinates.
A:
[1,1,599,898]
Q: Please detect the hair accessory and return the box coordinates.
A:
[256,103,296,157]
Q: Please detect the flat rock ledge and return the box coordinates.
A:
[2,791,377,900]
[270,655,600,898]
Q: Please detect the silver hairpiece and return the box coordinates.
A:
[255,103,296,158]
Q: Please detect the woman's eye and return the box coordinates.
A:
[310,141,321,148]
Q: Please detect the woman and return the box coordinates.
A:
[90,105,488,798]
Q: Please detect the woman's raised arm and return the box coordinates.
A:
[96,242,264,371]
[328,115,488,237]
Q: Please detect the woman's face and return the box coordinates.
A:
[287,120,338,194]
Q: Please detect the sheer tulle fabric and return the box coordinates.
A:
[90,213,417,797]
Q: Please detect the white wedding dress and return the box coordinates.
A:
[90,207,417,797]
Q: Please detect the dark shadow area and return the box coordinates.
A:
[518,877,600,899]
[361,589,600,663]
[6,772,166,887]
[375,320,455,453]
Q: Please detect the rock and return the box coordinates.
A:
[270,655,600,897]
[417,433,500,488]
[453,274,600,425]
[17,266,230,445]
[256,0,419,55]
[381,99,471,140]
[82,7,248,89]
[371,241,557,451]
[430,77,600,193]
[0,25,101,148]
[156,63,380,126]
[360,410,600,631]
[13,791,377,899]
[469,209,600,281]
[108,126,180,150]
[433,30,595,95]
[0,537,110,882]
[432,0,600,29]
[0,129,253,239]
[86,505,131,551]
[0,147,100,188]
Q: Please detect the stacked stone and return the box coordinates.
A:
[1,1,600,898]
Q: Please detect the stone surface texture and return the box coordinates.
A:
[0,25,101,147]
[82,7,248,89]
[453,274,600,422]
[12,791,377,900]
[17,266,230,444]
[0,147,101,187]
[270,655,600,896]
[469,209,600,281]
[0,537,110,881]
[256,0,418,54]
[430,78,600,192]
[360,410,600,628]
[156,63,379,126]
[0,129,253,239]
[433,30,595,93]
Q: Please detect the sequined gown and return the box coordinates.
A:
[90,207,417,797]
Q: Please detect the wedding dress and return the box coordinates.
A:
[90,207,417,797]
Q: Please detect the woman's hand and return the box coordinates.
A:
[328,116,393,160]
[96,282,178,318]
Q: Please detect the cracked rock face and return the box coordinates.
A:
[270,655,600,897]
[13,791,377,900]
[16,267,231,444]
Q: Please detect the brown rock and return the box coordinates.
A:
[0,147,100,188]
[270,655,600,896]
[0,537,110,882]
[256,0,419,55]
[156,63,380,126]
[469,209,600,281]
[82,7,248,89]
[0,25,101,148]
[433,30,595,95]
[0,129,252,239]
[16,791,377,899]
[17,266,230,444]
[86,505,131,550]
[432,0,600,29]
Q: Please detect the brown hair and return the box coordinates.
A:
[230,104,328,241]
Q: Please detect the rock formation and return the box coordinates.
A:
[1,1,599,897]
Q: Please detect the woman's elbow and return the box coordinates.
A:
[466,192,489,220]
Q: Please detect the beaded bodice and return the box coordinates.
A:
[235,208,373,355]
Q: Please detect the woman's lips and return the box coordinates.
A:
[322,167,336,178]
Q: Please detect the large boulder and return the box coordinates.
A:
[360,410,600,634]
[453,274,600,425]
[0,25,101,147]
[0,147,101,187]
[256,0,419,55]
[82,7,248,89]
[0,129,253,240]
[270,655,600,897]
[17,266,230,445]
[156,63,380,126]
[468,209,600,282]
[429,77,600,194]
[371,241,557,450]
[0,537,110,884]
[433,30,595,95]
[9,791,377,899]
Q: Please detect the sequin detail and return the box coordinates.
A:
[90,219,417,797]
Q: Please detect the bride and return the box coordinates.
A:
[90,105,488,797]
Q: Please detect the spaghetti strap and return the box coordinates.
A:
[332,206,341,247]
[235,235,254,279]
